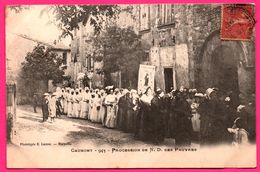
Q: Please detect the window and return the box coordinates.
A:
[139,5,150,31]
[142,51,149,62]
[158,4,174,26]
[86,55,92,70]
[62,52,67,65]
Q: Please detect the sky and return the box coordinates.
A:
[6,5,71,46]
[5,5,71,81]
[5,5,135,81]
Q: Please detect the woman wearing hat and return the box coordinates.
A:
[135,87,153,140]
[190,93,204,141]
[104,89,117,128]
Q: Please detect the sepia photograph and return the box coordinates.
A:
[6,3,256,168]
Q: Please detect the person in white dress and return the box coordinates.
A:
[78,88,84,118]
[89,93,96,122]
[99,90,107,126]
[80,87,90,119]
[73,89,81,118]
[49,93,57,123]
[96,92,102,123]
[63,88,70,115]
[191,93,203,133]
[90,89,100,122]
[67,89,74,118]
[105,89,117,128]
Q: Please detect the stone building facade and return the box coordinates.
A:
[70,23,104,88]
[137,4,255,100]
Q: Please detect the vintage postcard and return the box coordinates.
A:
[6,4,256,168]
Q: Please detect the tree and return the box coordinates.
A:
[21,44,65,94]
[92,26,146,88]
[8,5,29,13]
[41,5,120,39]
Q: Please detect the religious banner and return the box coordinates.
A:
[138,64,155,93]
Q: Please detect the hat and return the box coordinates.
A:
[195,93,204,97]
[192,89,197,93]
[237,105,246,113]
[122,89,129,95]
[206,88,214,97]
[225,97,231,102]
[155,88,162,94]
[52,92,58,96]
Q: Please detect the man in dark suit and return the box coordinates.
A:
[42,93,49,122]
[150,88,166,144]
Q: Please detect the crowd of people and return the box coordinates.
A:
[41,85,255,146]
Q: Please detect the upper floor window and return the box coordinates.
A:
[62,52,67,65]
[158,4,174,26]
[139,4,150,31]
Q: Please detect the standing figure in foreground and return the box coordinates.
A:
[136,87,153,140]
[150,88,166,144]
[42,93,49,122]
[33,93,38,113]
[227,117,249,146]
[105,89,117,128]
[67,89,74,118]
[174,90,193,146]
[81,87,90,119]
[49,93,57,123]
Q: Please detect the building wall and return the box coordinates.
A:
[138,4,176,91]
[137,4,255,99]
[184,5,255,99]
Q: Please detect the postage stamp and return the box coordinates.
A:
[221,4,255,40]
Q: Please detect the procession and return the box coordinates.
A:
[40,85,255,146]
[6,4,256,168]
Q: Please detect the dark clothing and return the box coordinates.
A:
[200,99,229,145]
[117,95,127,130]
[162,95,171,138]
[150,96,166,144]
[135,100,152,141]
[42,98,49,122]
[56,99,62,117]
[168,98,177,139]
[33,95,38,113]
[126,97,135,133]
[174,98,192,146]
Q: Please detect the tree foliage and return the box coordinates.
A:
[41,5,120,39]
[21,44,65,90]
[92,26,146,88]
[8,5,29,13]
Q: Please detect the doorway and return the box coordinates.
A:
[164,68,173,93]
[211,45,239,95]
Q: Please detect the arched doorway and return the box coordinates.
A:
[196,31,245,98]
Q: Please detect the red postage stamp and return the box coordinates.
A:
[221,4,255,40]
